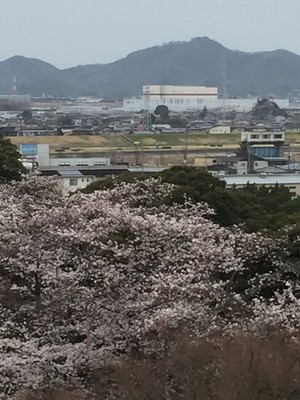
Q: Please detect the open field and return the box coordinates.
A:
[10,135,128,150]
[11,133,242,151]
[10,132,300,155]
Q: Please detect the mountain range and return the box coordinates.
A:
[1,37,300,99]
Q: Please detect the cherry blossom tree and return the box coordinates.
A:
[0,174,298,399]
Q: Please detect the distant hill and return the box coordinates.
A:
[1,37,300,99]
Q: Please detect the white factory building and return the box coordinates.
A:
[123,85,289,113]
[19,143,109,168]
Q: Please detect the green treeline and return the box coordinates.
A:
[83,166,300,232]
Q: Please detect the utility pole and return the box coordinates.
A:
[247,141,251,174]
[183,126,188,164]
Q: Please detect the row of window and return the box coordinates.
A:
[69,178,90,186]
[58,161,107,167]
[250,134,283,140]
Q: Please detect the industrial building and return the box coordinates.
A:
[124,85,218,112]
[19,143,109,168]
[123,85,289,112]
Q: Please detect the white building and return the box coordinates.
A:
[123,85,290,113]
[20,144,50,167]
[56,171,96,193]
[124,84,218,112]
[50,157,109,167]
[220,174,300,198]
[241,129,285,144]
[209,125,232,134]
[19,143,110,168]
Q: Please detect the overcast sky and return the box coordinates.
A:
[1,0,299,69]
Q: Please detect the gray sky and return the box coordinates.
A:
[1,0,300,69]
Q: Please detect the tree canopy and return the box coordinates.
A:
[0,135,26,183]
[154,105,170,123]
[252,98,287,120]
[1,174,300,398]
[83,166,300,231]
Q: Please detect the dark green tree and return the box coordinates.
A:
[57,114,74,127]
[0,135,26,182]
[252,98,287,120]
[199,106,208,119]
[158,166,240,226]
[21,110,33,124]
[169,115,188,128]
[154,105,170,123]
[82,166,300,232]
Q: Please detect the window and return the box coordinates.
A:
[59,162,71,166]
[69,178,78,186]
[94,161,106,166]
[250,134,259,139]
[262,134,271,139]
[274,134,282,139]
[76,162,88,166]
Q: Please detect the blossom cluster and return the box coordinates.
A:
[0,174,298,398]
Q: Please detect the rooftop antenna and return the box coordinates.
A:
[12,76,17,94]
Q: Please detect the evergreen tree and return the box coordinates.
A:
[0,135,26,182]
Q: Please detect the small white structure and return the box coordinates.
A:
[209,125,231,134]
[220,174,300,198]
[241,130,285,143]
[56,171,96,193]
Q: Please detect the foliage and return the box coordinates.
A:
[199,105,208,119]
[0,135,26,183]
[21,110,32,124]
[0,174,300,398]
[252,98,287,120]
[169,115,188,128]
[56,114,74,127]
[80,172,145,194]
[83,166,300,231]
[154,105,170,123]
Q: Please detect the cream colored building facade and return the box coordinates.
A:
[220,174,300,198]
[123,85,289,112]
[124,84,218,112]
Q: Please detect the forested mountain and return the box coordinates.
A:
[1,37,300,98]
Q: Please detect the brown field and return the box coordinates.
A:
[10,132,300,161]
[11,133,241,152]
